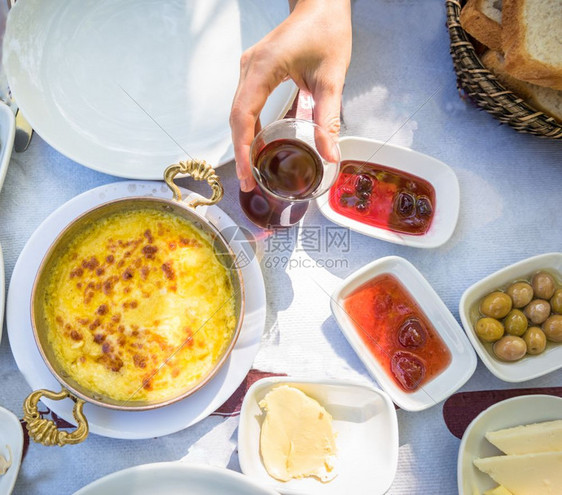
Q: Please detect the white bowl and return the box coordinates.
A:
[459,252,562,383]
[0,406,24,495]
[457,394,562,495]
[0,100,15,193]
[238,377,399,495]
[315,136,460,248]
[331,256,477,411]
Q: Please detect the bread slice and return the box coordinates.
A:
[482,50,562,122]
[460,0,503,52]
[502,0,562,90]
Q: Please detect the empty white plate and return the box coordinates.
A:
[238,377,399,495]
[3,0,297,179]
[74,463,279,495]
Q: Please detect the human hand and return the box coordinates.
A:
[230,0,352,191]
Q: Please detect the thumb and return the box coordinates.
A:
[312,84,342,163]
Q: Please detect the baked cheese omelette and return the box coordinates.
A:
[41,207,237,403]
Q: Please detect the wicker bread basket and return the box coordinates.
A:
[446,0,562,139]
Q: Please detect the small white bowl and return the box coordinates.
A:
[238,377,399,495]
[457,394,562,495]
[0,100,15,194]
[331,256,477,412]
[459,252,562,383]
[315,136,460,248]
[0,406,24,495]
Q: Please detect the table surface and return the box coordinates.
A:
[0,1,561,494]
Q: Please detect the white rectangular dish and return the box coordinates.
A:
[238,377,399,495]
[459,252,562,383]
[315,136,460,248]
[331,256,477,411]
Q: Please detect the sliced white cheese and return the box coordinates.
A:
[474,452,562,495]
[486,420,562,455]
[484,485,514,495]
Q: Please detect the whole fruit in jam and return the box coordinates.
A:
[395,191,415,217]
[355,174,373,193]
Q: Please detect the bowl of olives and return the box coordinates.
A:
[459,252,562,383]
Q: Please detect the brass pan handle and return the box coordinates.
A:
[164,160,224,208]
[23,388,89,446]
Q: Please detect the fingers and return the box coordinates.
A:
[311,82,343,164]
[230,51,284,192]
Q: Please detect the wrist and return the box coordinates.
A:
[290,0,350,12]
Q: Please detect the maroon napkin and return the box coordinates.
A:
[212,369,286,417]
[443,387,562,439]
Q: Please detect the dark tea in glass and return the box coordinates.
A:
[240,119,340,229]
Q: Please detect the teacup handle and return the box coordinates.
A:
[23,388,89,446]
[164,160,224,208]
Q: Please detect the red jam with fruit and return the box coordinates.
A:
[343,274,451,392]
[329,161,436,235]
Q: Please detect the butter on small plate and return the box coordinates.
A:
[238,377,399,495]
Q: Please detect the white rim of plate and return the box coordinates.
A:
[74,462,280,495]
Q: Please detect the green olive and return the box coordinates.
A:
[523,327,547,355]
[532,271,556,300]
[475,317,504,342]
[493,335,527,362]
[480,292,512,319]
[542,315,562,343]
[506,282,534,308]
[551,289,562,314]
[524,299,551,325]
[503,309,528,336]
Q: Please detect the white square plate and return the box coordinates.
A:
[315,137,460,248]
[457,394,562,494]
[238,377,399,495]
[331,256,477,411]
[459,252,562,383]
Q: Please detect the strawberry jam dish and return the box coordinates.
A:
[329,161,436,235]
[343,273,451,392]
